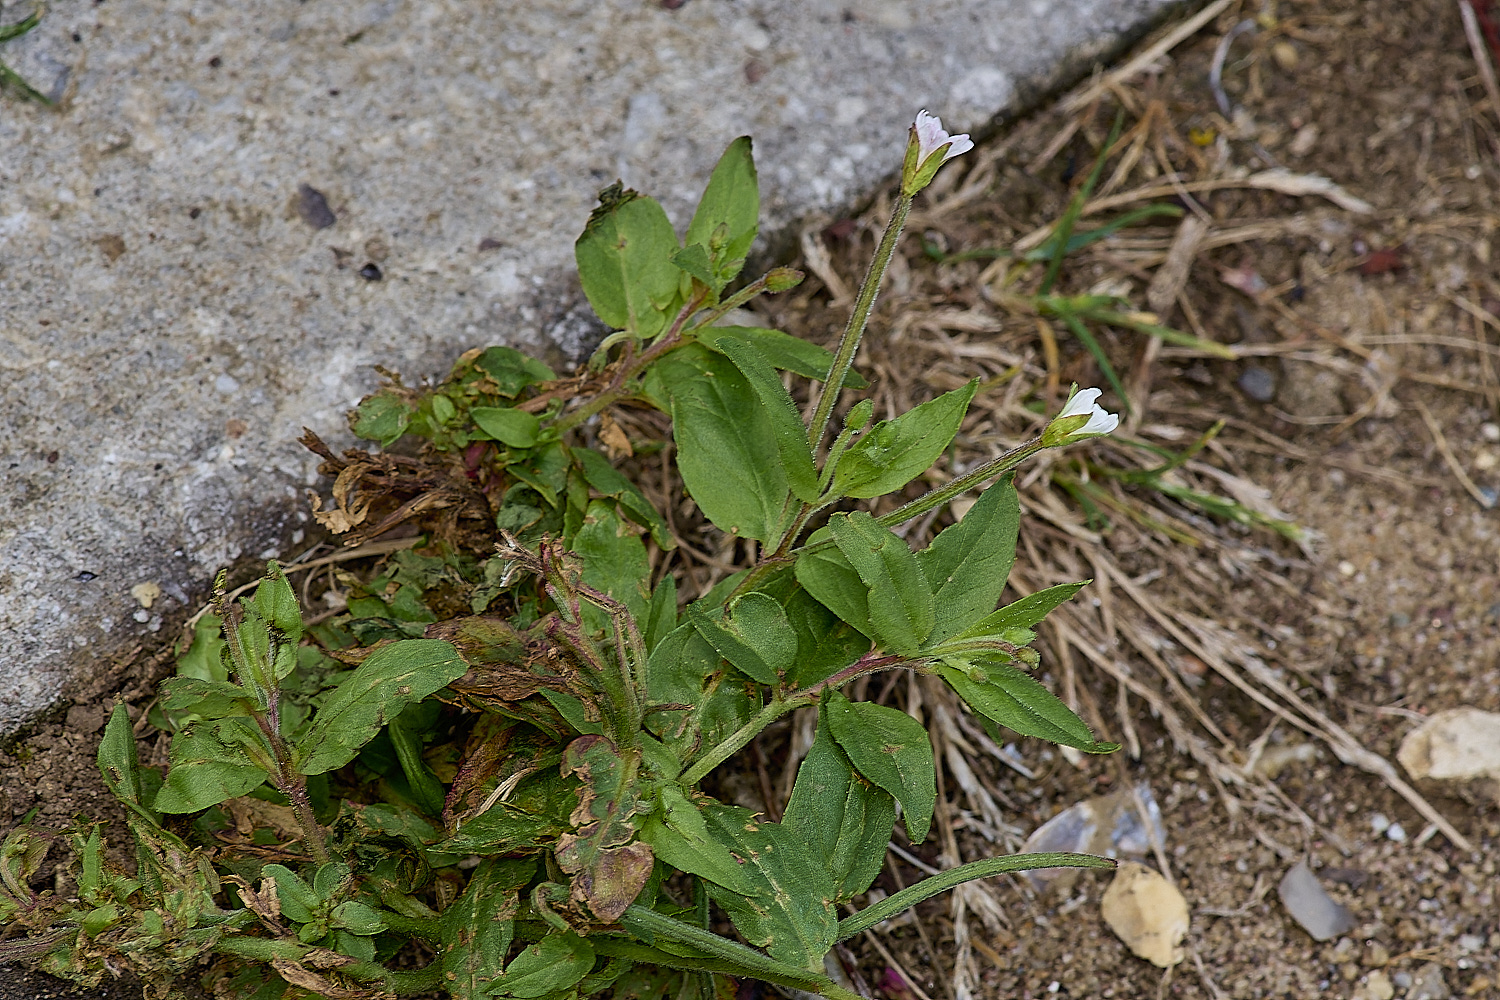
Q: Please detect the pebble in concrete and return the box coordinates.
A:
[1,0,1181,732]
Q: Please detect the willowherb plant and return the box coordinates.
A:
[1,112,1121,1000]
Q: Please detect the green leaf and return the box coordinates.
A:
[670,243,717,289]
[711,336,820,503]
[685,136,759,282]
[574,500,651,626]
[263,864,321,924]
[645,624,756,765]
[661,345,788,542]
[687,592,797,686]
[476,346,556,397]
[575,184,681,338]
[389,703,448,817]
[98,704,154,818]
[794,546,872,641]
[916,477,1021,644]
[824,692,935,842]
[471,407,541,448]
[638,785,757,895]
[828,513,934,655]
[352,392,411,446]
[778,584,871,690]
[492,931,595,998]
[442,858,528,1000]
[940,659,1116,753]
[958,581,1088,638]
[832,380,977,499]
[698,327,867,388]
[251,563,304,671]
[573,446,674,550]
[177,613,228,682]
[159,677,255,726]
[437,803,562,855]
[699,801,838,971]
[643,576,678,653]
[153,719,268,814]
[296,639,468,776]
[783,711,895,903]
[511,441,570,507]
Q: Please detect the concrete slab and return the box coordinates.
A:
[1,0,1184,732]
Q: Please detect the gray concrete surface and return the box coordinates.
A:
[1,0,1184,733]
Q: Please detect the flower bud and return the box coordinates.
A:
[765,267,804,293]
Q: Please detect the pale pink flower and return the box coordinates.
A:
[914,109,974,166]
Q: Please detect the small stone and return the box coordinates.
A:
[295,183,337,229]
[130,581,162,609]
[1271,41,1298,70]
[1369,813,1391,835]
[358,263,384,281]
[1385,823,1406,843]
[1238,365,1276,401]
[1100,861,1189,968]
[1363,970,1395,1000]
[1482,422,1500,442]
[1279,861,1355,941]
[1398,708,1500,781]
[1338,560,1357,577]
[1407,962,1450,999]
[1364,942,1391,967]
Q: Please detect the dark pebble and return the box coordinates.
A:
[73,571,96,582]
[295,183,336,229]
[358,263,383,281]
[1238,365,1276,402]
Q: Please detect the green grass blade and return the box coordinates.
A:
[1038,111,1124,296]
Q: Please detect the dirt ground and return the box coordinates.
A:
[4,1,1500,999]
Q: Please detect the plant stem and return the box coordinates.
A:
[679,650,908,785]
[805,192,914,457]
[619,907,865,1000]
[215,936,444,994]
[835,852,1114,942]
[678,697,790,786]
[257,724,331,866]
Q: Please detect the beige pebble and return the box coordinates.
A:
[1271,41,1298,71]
[1101,861,1188,968]
[1398,707,1500,781]
[1361,970,1394,1000]
[130,581,162,609]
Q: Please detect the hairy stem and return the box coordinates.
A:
[836,852,1114,942]
[805,192,913,457]
[678,697,791,787]
[679,650,909,785]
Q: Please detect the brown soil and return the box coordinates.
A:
[4,1,1500,999]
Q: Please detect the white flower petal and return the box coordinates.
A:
[914,109,972,164]
[1057,387,1102,419]
[1079,407,1119,437]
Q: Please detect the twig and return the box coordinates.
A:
[1413,400,1494,509]
[1061,0,1237,113]
[1459,0,1500,135]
